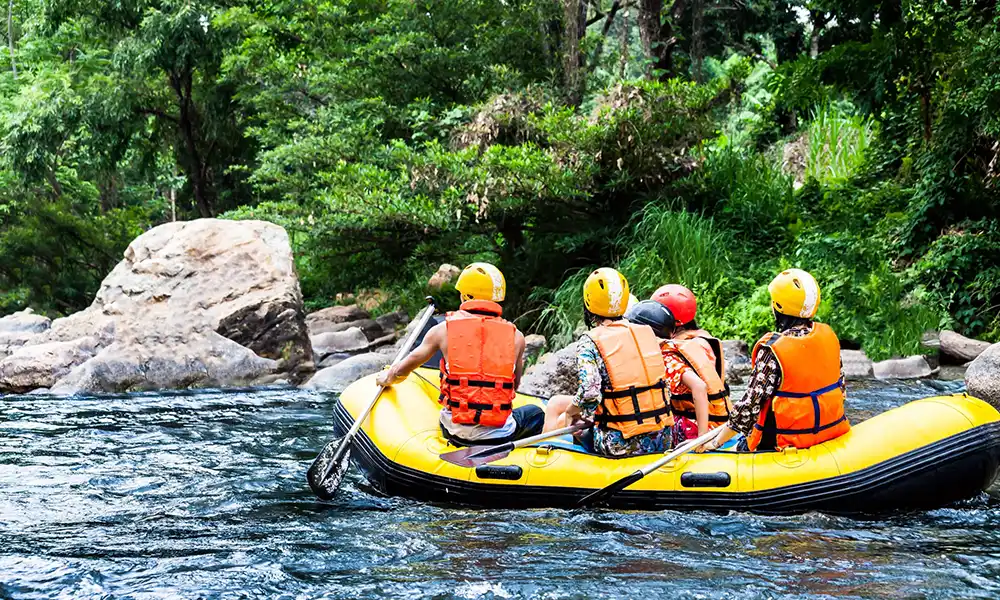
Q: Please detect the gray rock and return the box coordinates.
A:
[873,355,933,380]
[967,343,1000,409]
[308,318,384,340]
[0,219,312,394]
[311,328,371,358]
[518,342,580,398]
[318,354,348,369]
[841,349,874,380]
[375,310,409,332]
[524,334,547,363]
[427,264,461,290]
[0,337,98,392]
[51,330,276,395]
[0,331,41,359]
[306,305,370,331]
[721,339,751,377]
[0,309,51,334]
[939,330,992,363]
[937,364,968,381]
[301,352,392,393]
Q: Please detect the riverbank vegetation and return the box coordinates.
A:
[1,0,998,359]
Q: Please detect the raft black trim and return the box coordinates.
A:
[332,402,1000,514]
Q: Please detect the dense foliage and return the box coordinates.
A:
[2,0,998,358]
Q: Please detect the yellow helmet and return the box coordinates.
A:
[455,262,506,302]
[768,268,821,318]
[583,267,630,318]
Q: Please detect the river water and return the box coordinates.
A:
[3,379,999,599]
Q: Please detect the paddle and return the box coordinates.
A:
[439,421,592,468]
[306,297,437,500]
[575,426,724,508]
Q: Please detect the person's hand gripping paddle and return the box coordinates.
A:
[306,298,437,500]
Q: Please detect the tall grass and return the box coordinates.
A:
[620,206,731,297]
[806,103,875,183]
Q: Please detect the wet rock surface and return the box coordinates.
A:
[873,355,933,380]
[967,343,1000,409]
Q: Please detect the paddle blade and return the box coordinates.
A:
[576,470,643,509]
[307,438,352,500]
[439,445,513,468]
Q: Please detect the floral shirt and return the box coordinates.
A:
[573,335,671,456]
[727,323,845,441]
[660,341,701,446]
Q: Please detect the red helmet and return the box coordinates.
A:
[651,284,697,325]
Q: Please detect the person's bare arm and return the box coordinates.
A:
[681,370,710,436]
[513,330,526,388]
[375,323,444,386]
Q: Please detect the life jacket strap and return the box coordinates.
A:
[753,413,848,436]
[443,377,514,390]
[600,380,667,399]
[670,384,731,402]
[772,378,844,399]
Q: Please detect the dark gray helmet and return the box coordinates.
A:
[625,299,676,338]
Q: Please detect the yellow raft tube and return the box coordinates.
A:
[332,367,1000,513]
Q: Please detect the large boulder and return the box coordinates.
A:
[428,264,461,290]
[302,352,392,393]
[309,318,384,340]
[0,308,51,334]
[0,219,313,394]
[873,355,932,380]
[518,342,580,398]
[841,349,874,380]
[967,343,1000,409]
[939,330,992,363]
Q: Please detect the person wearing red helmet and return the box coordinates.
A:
[651,284,731,447]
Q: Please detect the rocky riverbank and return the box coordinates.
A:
[2,245,997,410]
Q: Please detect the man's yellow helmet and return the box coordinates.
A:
[768,268,821,318]
[455,262,506,302]
[583,267,630,318]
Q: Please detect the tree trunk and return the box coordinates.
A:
[637,0,663,78]
[562,0,583,105]
[171,69,214,217]
[7,0,15,79]
[619,4,629,78]
[691,0,704,82]
[809,11,828,59]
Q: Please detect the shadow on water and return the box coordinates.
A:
[3,379,999,599]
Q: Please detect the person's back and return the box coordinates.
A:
[376,262,541,445]
[748,319,848,451]
[542,268,673,457]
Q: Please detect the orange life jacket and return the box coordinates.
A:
[662,329,731,427]
[439,300,517,427]
[747,322,850,451]
[590,321,673,439]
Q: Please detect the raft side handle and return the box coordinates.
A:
[680,472,732,488]
[475,465,523,481]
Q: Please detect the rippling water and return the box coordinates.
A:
[3,379,998,599]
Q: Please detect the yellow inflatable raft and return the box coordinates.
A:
[331,367,1000,513]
